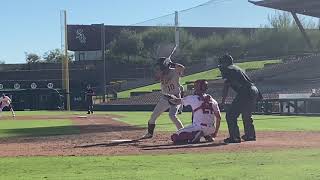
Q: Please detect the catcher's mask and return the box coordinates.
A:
[194,79,208,95]
[218,54,233,68]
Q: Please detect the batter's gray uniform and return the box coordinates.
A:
[148,68,184,129]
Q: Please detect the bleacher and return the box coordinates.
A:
[104,54,320,106]
[248,54,320,82]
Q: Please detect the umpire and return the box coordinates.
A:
[218,54,262,143]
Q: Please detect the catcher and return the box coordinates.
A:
[0,94,16,117]
[168,80,221,144]
[141,57,185,139]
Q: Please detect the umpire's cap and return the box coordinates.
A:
[218,54,233,67]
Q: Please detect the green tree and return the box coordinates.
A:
[192,33,223,59]
[176,29,196,64]
[140,27,175,58]
[43,49,74,63]
[25,52,42,63]
[110,29,143,61]
[268,12,293,29]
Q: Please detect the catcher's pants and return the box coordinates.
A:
[148,96,183,130]
[226,86,259,140]
[171,123,215,143]
[176,123,215,137]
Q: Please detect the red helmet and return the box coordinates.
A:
[194,79,208,94]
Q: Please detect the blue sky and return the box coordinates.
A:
[0,0,280,64]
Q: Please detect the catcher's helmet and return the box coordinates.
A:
[194,79,208,95]
[218,54,233,67]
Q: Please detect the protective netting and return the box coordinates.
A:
[125,0,320,98]
[128,0,319,66]
[130,12,177,59]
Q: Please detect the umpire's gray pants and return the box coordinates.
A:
[226,86,259,140]
[148,96,184,130]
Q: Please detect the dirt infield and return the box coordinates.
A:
[1,114,320,157]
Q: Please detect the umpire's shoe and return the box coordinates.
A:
[241,135,256,141]
[223,137,241,144]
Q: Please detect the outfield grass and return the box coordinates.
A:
[107,111,320,132]
[1,111,320,138]
[0,111,90,116]
[0,119,78,137]
[0,111,320,179]
[117,59,281,98]
[0,149,319,180]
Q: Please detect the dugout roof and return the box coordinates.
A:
[249,0,320,18]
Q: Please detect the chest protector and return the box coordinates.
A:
[193,94,214,114]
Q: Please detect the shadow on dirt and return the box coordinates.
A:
[140,141,228,151]
[0,124,144,144]
[74,138,143,148]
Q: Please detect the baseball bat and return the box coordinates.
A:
[168,44,178,60]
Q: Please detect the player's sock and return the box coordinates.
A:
[148,123,155,135]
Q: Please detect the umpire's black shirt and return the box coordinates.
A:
[220,64,254,94]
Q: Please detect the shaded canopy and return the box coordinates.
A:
[249,0,320,18]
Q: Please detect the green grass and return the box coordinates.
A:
[107,111,320,132]
[0,119,79,137]
[1,111,320,138]
[0,111,320,179]
[1,111,91,116]
[0,149,319,180]
[117,59,281,98]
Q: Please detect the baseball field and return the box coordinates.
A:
[0,111,320,179]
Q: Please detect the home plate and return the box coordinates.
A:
[110,139,134,143]
[77,116,87,118]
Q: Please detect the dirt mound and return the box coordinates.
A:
[0,115,319,157]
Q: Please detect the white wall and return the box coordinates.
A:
[74,51,102,61]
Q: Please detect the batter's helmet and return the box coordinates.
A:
[218,54,233,67]
[194,79,208,95]
[157,57,173,71]
[157,57,168,71]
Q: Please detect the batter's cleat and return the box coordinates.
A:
[223,137,241,144]
[141,132,153,139]
[87,111,90,114]
[190,131,203,144]
[204,135,214,142]
[241,135,256,141]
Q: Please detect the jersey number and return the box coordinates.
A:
[202,103,213,114]
[167,84,175,92]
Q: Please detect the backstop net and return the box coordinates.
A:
[113,0,320,114]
